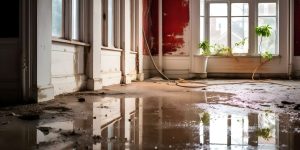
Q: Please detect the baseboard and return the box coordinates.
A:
[37,84,54,103]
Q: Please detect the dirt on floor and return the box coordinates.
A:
[0,79,299,149]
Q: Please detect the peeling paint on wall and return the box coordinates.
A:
[144,0,191,56]
[163,0,190,56]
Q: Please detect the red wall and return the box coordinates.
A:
[163,0,189,55]
[143,0,151,55]
[143,0,190,56]
[295,0,300,56]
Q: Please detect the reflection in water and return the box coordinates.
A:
[0,96,299,149]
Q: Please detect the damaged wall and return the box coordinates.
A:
[162,0,190,56]
[146,0,191,56]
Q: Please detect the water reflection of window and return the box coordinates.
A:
[209,113,228,145]
[231,115,249,145]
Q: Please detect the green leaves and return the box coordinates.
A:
[261,51,273,61]
[201,112,210,126]
[256,25,272,38]
[198,41,211,56]
[234,38,247,47]
[256,25,273,61]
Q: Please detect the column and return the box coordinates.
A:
[87,0,103,90]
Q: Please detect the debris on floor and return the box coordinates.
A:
[0,80,299,149]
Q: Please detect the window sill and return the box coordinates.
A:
[194,54,281,58]
[101,46,123,52]
[130,51,138,54]
[52,38,90,47]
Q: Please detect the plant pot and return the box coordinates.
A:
[198,56,208,73]
[193,55,208,78]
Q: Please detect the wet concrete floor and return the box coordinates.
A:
[0,80,299,150]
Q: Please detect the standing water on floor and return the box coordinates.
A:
[0,95,299,150]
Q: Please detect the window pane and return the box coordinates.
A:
[200,0,205,16]
[200,17,205,42]
[231,115,248,145]
[232,17,249,53]
[52,0,63,37]
[232,3,249,16]
[210,113,228,144]
[258,17,277,54]
[72,0,80,40]
[210,17,228,46]
[108,0,114,47]
[210,4,227,16]
[258,3,276,16]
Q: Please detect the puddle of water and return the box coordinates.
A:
[0,96,299,150]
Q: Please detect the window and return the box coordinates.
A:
[52,0,63,37]
[200,0,278,55]
[52,0,88,42]
[102,0,121,48]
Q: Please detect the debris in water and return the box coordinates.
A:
[60,130,80,137]
[1,122,8,125]
[37,127,52,135]
[294,104,300,111]
[78,97,85,102]
[45,106,71,112]
[281,101,295,105]
[260,104,271,107]
[18,113,40,120]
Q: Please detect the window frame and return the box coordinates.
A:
[52,0,89,44]
[201,0,279,56]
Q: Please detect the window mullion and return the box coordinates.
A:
[65,0,72,40]
[205,1,210,42]
[228,2,231,48]
[249,0,257,55]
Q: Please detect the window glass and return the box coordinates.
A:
[52,0,63,37]
[258,17,277,54]
[232,3,249,16]
[108,0,114,47]
[258,3,276,16]
[200,17,205,42]
[210,17,228,46]
[231,17,249,53]
[72,0,80,40]
[231,3,249,53]
[210,4,227,16]
[258,3,277,54]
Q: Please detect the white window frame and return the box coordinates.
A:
[102,0,122,49]
[52,0,89,43]
[201,0,279,56]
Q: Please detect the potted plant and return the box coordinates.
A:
[197,41,212,78]
[252,25,273,80]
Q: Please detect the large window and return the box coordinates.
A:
[200,0,278,55]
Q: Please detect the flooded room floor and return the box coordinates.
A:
[0,80,300,150]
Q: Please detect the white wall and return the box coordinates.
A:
[100,49,122,86]
[51,43,87,96]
